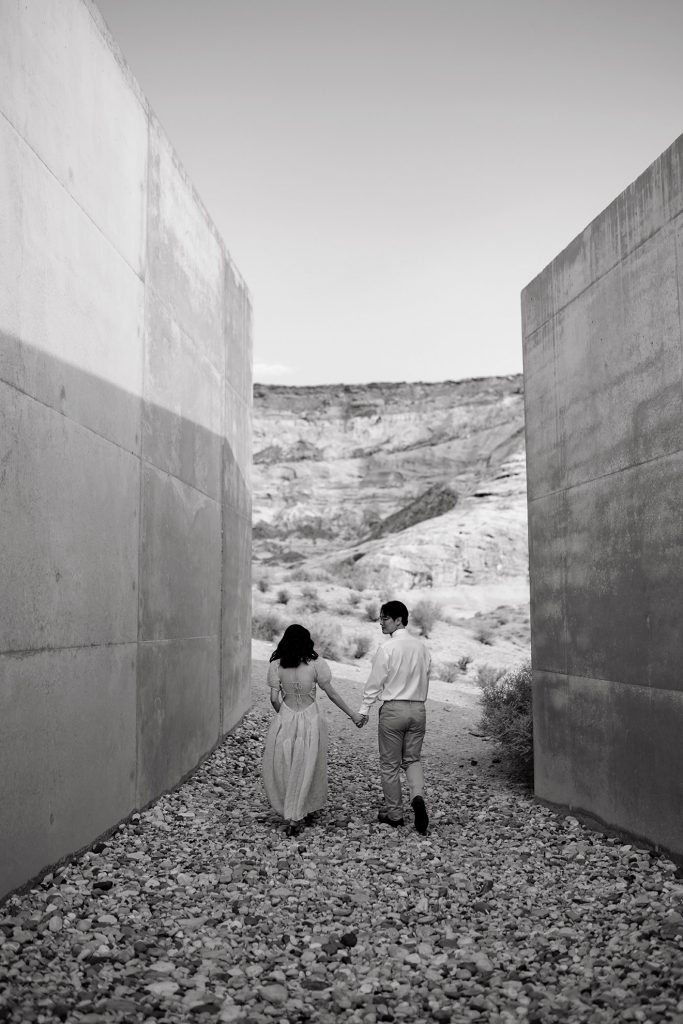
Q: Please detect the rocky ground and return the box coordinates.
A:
[2,658,683,1024]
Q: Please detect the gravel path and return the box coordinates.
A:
[2,655,683,1024]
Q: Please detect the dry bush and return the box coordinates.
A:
[351,633,372,659]
[306,614,350,663]
[436,661,460,683]
[364,599,380,622]
[348,590,363,608]
[478,661,533,785]
[255,577,269,594]
[411,599,442,638]
[252,608,285,643]
[474,625,494,645]
[300,584,325,614]
[476,664,506,687]
[457,655,472,672]
[276,588,291,605]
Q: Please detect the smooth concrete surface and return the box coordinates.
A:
[0,0,148,274]
[136,639,221,809]
[138,465,222,641]
[533,672,683,856]
[0,645,137,896]
[0,0,252,898]
[142,291,223,500]
[0,378,140,653]
[522,134,683,855]
[221,511,253,733]
[0,114,144,452]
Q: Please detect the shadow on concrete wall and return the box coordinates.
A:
[0,337,252,897]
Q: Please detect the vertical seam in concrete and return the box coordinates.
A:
[674,215,683,402]
[218,258,228,735]
[134,113,152,807]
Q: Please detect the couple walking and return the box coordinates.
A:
[262,600,431,837]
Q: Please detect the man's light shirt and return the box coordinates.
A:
[359,629,431,716]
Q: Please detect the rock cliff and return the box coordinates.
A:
[252,375,528,599]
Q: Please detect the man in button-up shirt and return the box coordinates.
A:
[357,600,431,834]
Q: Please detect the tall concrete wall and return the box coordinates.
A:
[522,136,683,855]
[0,0,252,898]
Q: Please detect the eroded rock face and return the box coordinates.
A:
[252,376,528,591]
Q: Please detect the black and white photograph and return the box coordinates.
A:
[1,1,682,1021]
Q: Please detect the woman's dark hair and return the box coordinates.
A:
[270,623,319,668]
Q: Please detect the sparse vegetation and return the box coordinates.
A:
[474,626,493,645]
[348,590,362,608]
[251,608,284,642]
[307,614,349,662]
[457,655,472,672]
[301,584,325,613]
[476,664,505,687]
[351,633,372,659]
[364,599,380,622]
[435,661,460,683]
[256,577,269,594]
[478,661,533,785]
[276,588,291,605]
[411,599,442,638]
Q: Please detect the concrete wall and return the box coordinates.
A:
[521,136,683,855]
[0,0,252,898]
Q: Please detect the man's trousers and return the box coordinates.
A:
[377,700,426,821]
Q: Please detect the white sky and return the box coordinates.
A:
[96,0,683,386]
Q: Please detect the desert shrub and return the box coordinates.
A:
[439,661,461,683]
[478,662,533,785]
[348,590,362,608]
[474,626,493,645]
[476,663,505,687]
[351,633,372,659]
[256,577,269,594]
[252,608,285,643]
[300,584,325,613]
[411,599,442,638]
[457,655,472,672]
[306,614,350,662]
[276,588,291,605]
[364,599,380,622]
[298,567,333,583]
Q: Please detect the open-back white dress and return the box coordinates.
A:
[262,656,331,822]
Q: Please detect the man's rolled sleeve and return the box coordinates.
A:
[358,646,388,716]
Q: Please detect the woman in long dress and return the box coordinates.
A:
[262,623,363,835]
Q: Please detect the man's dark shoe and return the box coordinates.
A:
[377,812,404,827]
[411,796,429,834]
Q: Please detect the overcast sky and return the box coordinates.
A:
[96,0,683,387]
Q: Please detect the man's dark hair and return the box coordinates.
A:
[270,623,319,668]
[380,600,409,626]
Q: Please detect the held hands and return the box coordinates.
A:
[351,712,369,729]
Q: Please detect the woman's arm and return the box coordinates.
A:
[269,686,281,713]
[316,676,364,726]
[267,660,282,713]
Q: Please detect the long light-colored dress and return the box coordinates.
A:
[262,656,331,822]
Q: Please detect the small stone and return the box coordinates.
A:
[341,931,358,947]
[147,980,179,996]
[261,983,288,1004]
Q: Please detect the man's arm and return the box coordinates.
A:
[358,645,389,717]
